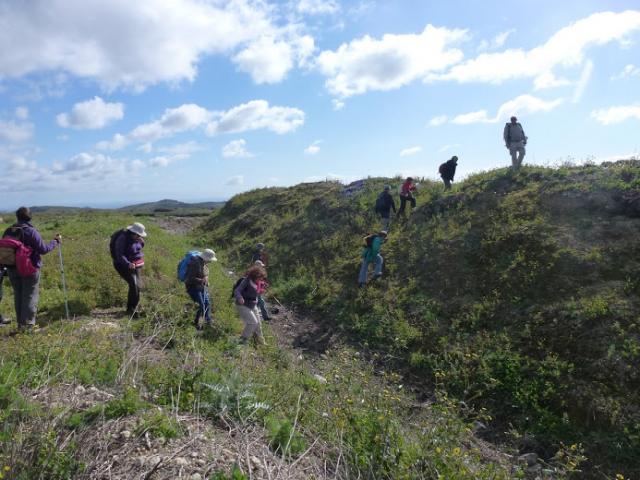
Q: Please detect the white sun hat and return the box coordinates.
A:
[200,249,217,262]
[127,222,147,237]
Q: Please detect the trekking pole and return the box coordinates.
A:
[58,242,70,321]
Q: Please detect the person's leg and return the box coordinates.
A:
[443,178,451,190]
[251,306,266,345]
[202,290,212,325]
[257,295,270,320]
[410,196,416,210]
[116,266,139,313]
[236,304,259,341]
[358,259,370,286]
[187,287,204,328]
[509,146,519,169]
[21,271,40,327]
[398,196,407,216]
[381,214,390,231]
[8,269,24,326]
[373,254,384,278]
[517,146,526,167]
[0,272,6,324]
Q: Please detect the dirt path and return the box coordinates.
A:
[151,216,206,235]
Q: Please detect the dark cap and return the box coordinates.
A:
[15,206,32,222]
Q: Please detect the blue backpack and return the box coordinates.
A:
[177,251,201,282]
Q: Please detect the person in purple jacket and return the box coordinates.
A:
[112,222,146,316]
[233,264,267,345]
[3,207,61,331]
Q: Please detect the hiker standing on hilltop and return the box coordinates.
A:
[111,223,146,317]
[439,156,458,191]
[251,242,269,266]
[253,260,272,321]
[374,185,396,231]
[504,116,527,170]
[234,264,267,345]
[358,230,388,288]
[1,207,61,331]
[185,249,217,330]
[397,177,417,217]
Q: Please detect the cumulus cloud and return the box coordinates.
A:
[96,133,128,151]
[131,104,211,142]
[304,140,322,155]
[438,143,460,152]
[0,120,34,143]
[533,72,571,90]
[400,146,422,157]
[428,115,448,127]
[450,94,564,124]
[316,24,466,98]
[222,139,253,158]
[591,105,640,125]
[477,29,514,51]
[572,59,593,103]
[206,100,305,135]
[14,106,29,120]
[611,64,640,80]
[0,0,310,90]
[56,96,124,129]
[297,0,340,15]
[226,175,244,186]
[431,10,640,87]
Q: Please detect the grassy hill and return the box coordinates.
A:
[199,161,640,478]
[120,198,224,215]
[0,212,525,479]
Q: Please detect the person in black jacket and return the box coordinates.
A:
[439,156,458,191]
[374,185,396,231]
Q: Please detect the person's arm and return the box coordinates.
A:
[23,227,58,255]
[503,124,509,145]
[390,196,396,213]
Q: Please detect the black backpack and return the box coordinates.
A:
[230,277,245,299]
[109,229,127,261]
[3,224,25,241]
[374,193,386,213]
[363,234,377,248]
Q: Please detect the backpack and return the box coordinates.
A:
[177,251,201,282]
[109,229,127,261]
[0,233,38,278]
[230,277,245,299]
[363,234,377,248]
[438,163,446,175]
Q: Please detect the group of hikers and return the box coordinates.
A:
[0,207,272,346]
[362,116,528,287]
[0,116,528,338]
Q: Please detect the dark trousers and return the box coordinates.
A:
[442,177,452,190]
[257,295,270,320]
[115,264,141,313]
[398,195,416,215]
[7,268,40,326]
[186,286,212,326]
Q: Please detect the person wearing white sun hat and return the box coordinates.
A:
[184,248,217,330]
[112,222,147,316]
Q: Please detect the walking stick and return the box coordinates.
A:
[58,243,70,320]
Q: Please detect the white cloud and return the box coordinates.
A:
[14,106,29,120]
[96,133,129,151]
[591,105,640,125]
[206,100,305,135]
[332,99,345,111]
[428,115,448,127]
[0,120,34,143]
[157,141,205,156]
[572,59,593,103]
[611,64,640,80]
[226,175,244,186]
[233,37,293,84]
[451,94,564,124]
[131,104,211,143]
[297,0,340,15]
[57,96,124,130]
[148,156,172,167]
[316,24,467,98]
[0,0,309,90]
[431,11,640,87]
[400,146,422,157]
[533,72,571,90]
[438,143,460,152]
[477,29,514,51]
[304,140,322,155]
[222,139,253,158]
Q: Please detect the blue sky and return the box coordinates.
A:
[1,0,639,208]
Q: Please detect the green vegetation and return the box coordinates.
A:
[0,211,519,478]
[201,160,640,478]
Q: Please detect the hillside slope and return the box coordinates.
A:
[200,161,640,478]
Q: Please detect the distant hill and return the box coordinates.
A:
[119,198,224,214]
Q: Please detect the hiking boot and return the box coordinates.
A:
[0,315,10,325]
[371,273,382,281]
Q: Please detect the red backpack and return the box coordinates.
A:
[0,233,38,278]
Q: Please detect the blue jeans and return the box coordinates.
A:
[257,295,270,320]
[358,255,383,285]
[187,287,212,325]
